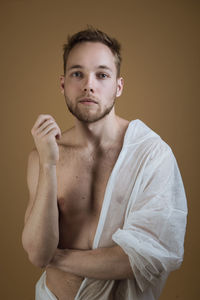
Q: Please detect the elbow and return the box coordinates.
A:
[28,253,49,269]
[22,234,50,268]
[25,247,50,268]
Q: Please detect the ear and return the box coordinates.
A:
[116,77,124,98]
[60,75,65,95]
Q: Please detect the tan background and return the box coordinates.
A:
[0,0,199,299]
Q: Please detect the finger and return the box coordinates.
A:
[41,125,61,138]
[36,119,55,134]
[39,123,58,137]
[49,128,61,140]
[32,114,55,131]
[56,128,62,140]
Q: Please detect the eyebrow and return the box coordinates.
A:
[67,64,113,72]
[67,65,83,71]
[98,65,113,72]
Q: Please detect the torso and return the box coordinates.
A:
[46,121,129,300]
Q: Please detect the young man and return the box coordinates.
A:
[22,28,187,300]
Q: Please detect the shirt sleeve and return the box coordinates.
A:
[112,141,188,292]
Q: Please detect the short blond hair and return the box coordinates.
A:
[63,26,122,77]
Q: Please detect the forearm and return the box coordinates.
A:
[48,246,133,280]
[22,164,59,267]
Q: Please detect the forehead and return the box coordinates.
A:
[66,42,116,71]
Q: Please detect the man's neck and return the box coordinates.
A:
[73,113,129,151]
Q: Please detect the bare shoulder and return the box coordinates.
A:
[57,126,84,166]
[57,127,78,156]
[57,126,76,147]
[117,116,130,129]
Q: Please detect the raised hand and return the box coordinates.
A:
[31,114,61,166]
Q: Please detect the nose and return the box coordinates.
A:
[84,87,94,93]
[83,75,94,93]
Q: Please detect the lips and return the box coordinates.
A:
[79,98,98,104]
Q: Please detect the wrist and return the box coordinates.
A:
[39,162,57,170]
[49,249,84,274]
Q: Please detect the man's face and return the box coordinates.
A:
[61,42,123,123]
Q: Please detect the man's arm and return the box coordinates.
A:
[22,114,61,268]
[48,245,134,280]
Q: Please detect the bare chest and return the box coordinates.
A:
[56,148,120,249]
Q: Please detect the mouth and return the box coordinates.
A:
[78,98,98,105]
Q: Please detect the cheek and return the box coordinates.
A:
[101,80,116,92]
[107,82,117,97]
[65,80,80,96]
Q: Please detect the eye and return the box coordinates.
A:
[97,73,109,79]
[71,71,83,78]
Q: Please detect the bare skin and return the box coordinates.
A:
[22,42,132,300]
[48,117,129,299]
[23,115,129,300]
